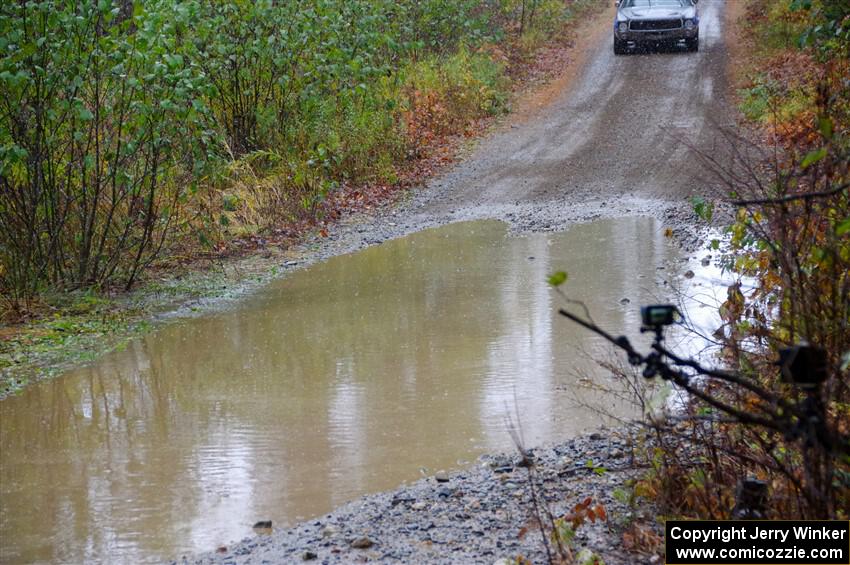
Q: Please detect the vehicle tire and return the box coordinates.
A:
[686,37,699,52]
[614,38,627,55]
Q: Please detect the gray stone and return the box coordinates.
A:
[351,537,374,549]
[437,486,455,498]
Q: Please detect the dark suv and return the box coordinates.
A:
[613,0,700,54]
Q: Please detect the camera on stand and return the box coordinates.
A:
[640,304,680,341]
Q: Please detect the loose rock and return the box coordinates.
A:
[351,537,374,549]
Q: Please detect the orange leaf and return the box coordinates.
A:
[595,504,607,521]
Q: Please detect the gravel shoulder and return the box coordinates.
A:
[179,428,662,565]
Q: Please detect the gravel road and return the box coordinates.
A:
[179,1,734,562]
[403,0,733,229]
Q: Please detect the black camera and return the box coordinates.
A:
[641,304,679,328]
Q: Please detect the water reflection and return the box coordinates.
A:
[1,218,685,564]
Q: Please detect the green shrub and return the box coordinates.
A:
[1,0,582,311]
[0,0,216,307]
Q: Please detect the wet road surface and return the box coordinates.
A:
[418,0,731,221]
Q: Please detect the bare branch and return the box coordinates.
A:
[729,181,849,206]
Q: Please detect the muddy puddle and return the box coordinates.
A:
[0,217,723,564]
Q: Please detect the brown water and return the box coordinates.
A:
[0,218,690,564]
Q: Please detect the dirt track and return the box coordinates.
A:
[397,0,733,234]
